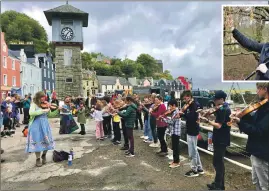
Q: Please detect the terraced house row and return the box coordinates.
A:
[0,32,56,100]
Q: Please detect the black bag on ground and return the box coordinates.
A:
[53,150,70,162]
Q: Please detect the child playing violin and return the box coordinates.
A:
[160,99,181,168]
[111,100,122,145]
[77,101,86,135]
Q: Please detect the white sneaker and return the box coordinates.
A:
[143,136,149,140]
[140,135,145,139]
[149,143,159,148]
[144,139,153,143]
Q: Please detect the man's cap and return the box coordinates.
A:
[214,90,227,99]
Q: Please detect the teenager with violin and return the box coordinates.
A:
[115,96,137,157]
[25,91,60,167]
[160,99,181,168]
[150,96,168,156]
[176,90,204,177]
[204,90,231,190]
[228,19,269,80]
[139,95,154,143]
[230,83,269,190]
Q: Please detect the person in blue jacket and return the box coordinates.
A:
[230,83,269,190]
[232,27,269,80]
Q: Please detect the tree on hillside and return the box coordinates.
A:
[136,54,158,76]
[154,70,174,80]
[1,10,49,53]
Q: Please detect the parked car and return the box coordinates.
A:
[96,93,104,99]
[192,89,215,108]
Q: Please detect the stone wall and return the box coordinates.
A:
[55,46,83,100]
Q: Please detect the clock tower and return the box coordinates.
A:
[44,1,88,99]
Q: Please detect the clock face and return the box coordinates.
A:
[61,27,74,41]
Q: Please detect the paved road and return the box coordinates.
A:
[1,118,254,190]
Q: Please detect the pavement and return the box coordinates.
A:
[0,116,253,190]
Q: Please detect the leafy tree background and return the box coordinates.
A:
[1,10,49,53]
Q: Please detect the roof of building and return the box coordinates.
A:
[44,3,89,27]
[97,76,132,86]
[27,58,35,64]
[8,50,20,59]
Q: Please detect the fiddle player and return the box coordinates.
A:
[230,83,269,190]
[206,90,231,190]
[160,99,181,168]
[178,91,204,177]
[229,19,269,80]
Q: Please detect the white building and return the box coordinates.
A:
[97,76,133,95]
[9,49,42,96]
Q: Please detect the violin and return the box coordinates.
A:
[40,101,58,111]
[158,108,177,120]
[152,102,161,112]
[227,99,268,126]
[197,104,224,123]
[174,99,194,119]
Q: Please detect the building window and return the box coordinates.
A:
[3,44,6,52]
[12,76,16,86]
[44,81,47,90]
[52,83,55,90]
[12,59,15,70]
[64,49,72,66]
[65,77,73,83]
[117,85,119,89]
[47,61,49,69]
[87,81,89,86]
[123,85,125,89]
[128,86,129,89]
[52,72,54,80]
[3,57,7,68]
[44,69,46,77]
[92,81,94,86]
[3,75,7,85]
[48,82,50,90]
[48,71,50,79]
[31,69,32,78]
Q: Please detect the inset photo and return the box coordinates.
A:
[222,5,269,81]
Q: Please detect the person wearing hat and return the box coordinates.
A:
[230,83,269,190]
[206,90,231,190]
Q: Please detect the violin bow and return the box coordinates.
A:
[244,60,269,80]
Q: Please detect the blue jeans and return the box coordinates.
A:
[145,116,153,141]
[0,117,3,129]
[187,135,203,171]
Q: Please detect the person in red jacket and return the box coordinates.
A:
[150,96,168,156]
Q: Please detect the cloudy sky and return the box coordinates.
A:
[2,0,268,90]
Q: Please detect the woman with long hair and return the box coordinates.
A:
[59,96,79,134]
[25,91,59,167]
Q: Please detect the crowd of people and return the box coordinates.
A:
[1,83,269,190]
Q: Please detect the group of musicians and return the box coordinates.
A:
[108,82,268,190]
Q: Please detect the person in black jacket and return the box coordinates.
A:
[206,90,231,190]
[231,27,269,80]
[230,83,269,190]
[178,90,204,177]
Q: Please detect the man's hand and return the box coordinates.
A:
[256,63,268,74]
[229,113,240,123]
